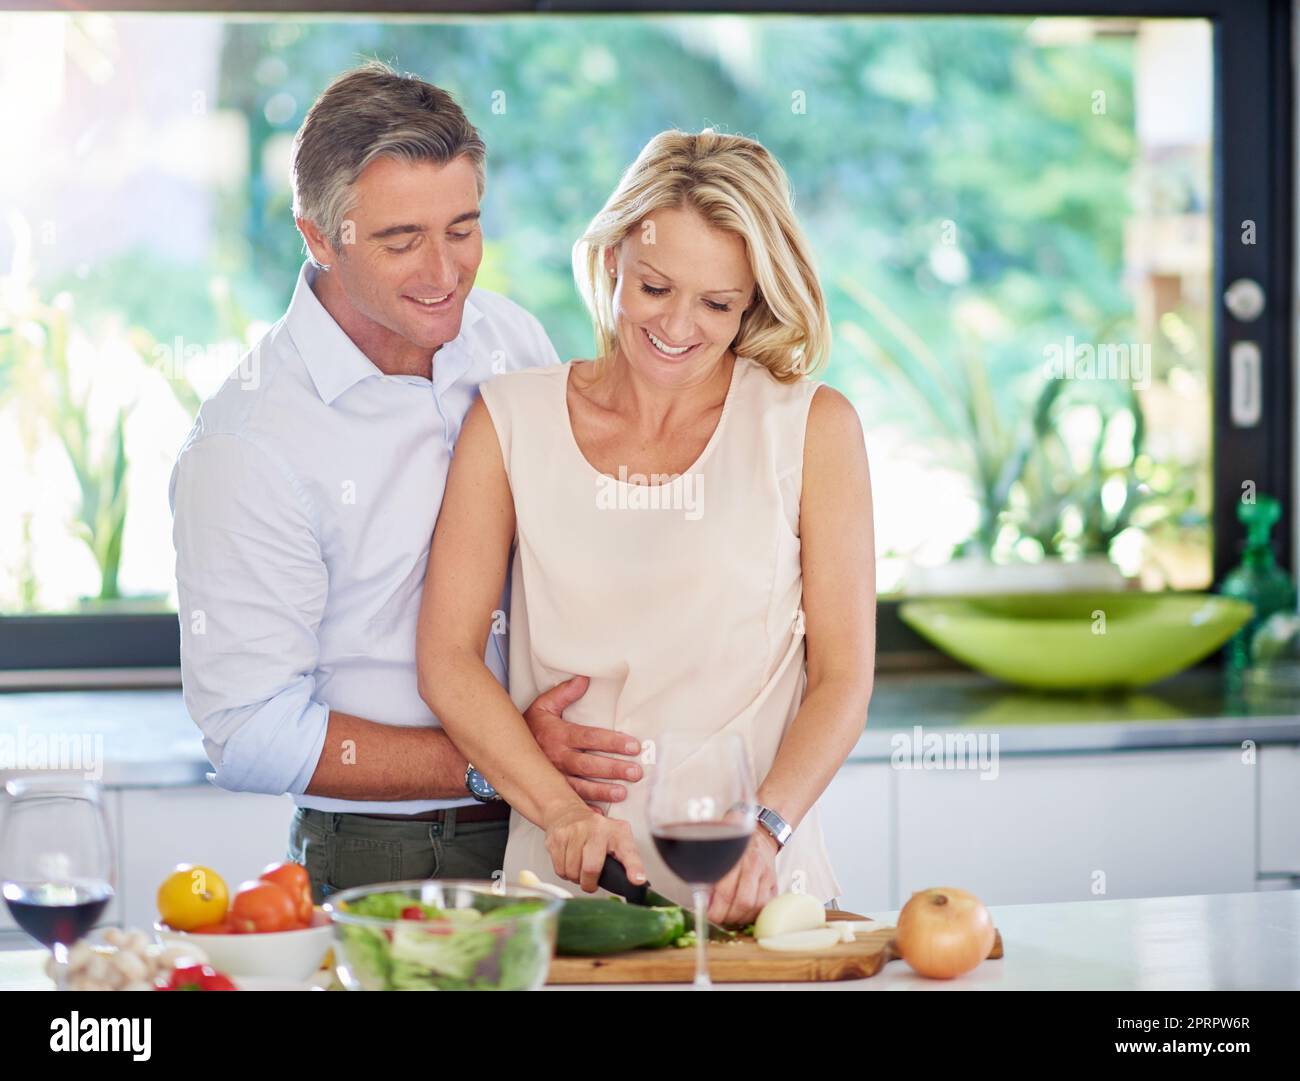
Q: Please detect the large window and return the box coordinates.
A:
[0,2,1290,672]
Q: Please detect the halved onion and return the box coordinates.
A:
[756,927,842,952]
[753,892,827,939]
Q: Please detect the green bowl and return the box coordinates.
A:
[898,592,1255,690]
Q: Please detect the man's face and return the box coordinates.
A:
[315,154,484,353]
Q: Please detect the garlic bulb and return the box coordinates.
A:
[49,931,211,991]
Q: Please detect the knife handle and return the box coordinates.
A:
[598,855,649,905]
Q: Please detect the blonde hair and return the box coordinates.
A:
[572,129,831,383]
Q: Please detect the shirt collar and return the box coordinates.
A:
[285,260,485,405]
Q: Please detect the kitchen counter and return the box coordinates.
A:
[2,667,1298,788]
[2,889,1296,990]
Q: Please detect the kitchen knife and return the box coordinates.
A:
[597,856,735,940]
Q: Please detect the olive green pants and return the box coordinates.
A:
[288,807,509,904]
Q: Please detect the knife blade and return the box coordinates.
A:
[596,856,735,940]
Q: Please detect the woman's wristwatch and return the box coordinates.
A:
[755,805,792,850]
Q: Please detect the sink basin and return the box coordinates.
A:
[898,592,1254,690]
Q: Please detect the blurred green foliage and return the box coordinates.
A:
[8,15,1212,606]
[213,16,1148,378]
[0,287,131,602]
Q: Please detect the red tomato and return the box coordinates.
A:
[230,880,298,933]
[400,906,426,920]
[259,861,313,926]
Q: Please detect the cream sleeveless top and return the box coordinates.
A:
[478,356,843,908]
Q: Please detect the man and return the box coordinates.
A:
[169,61,642,903]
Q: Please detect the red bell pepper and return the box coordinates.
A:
[156,963,239,991]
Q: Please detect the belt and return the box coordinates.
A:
[356,801,512,824]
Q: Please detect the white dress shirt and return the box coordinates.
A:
[169,259,559,813]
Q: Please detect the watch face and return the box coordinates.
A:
[467,769,497,800]
[760,809,790,844]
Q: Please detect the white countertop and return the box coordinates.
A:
[3,889,1297,991]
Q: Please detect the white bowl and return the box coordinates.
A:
[154,912,333,982]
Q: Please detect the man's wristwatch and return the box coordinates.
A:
[465,763,502,802]
[755,805,793,850]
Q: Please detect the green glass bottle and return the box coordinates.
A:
[1218,494,1297,678]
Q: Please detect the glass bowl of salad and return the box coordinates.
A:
[323,880,563,991]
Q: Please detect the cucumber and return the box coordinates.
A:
[642,905,687,949]
[556,898,686,955]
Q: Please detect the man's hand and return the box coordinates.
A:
[523,676,643,807]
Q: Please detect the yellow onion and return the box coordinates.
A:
[895,887,996,979]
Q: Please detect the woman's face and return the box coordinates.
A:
[604,206,756,388]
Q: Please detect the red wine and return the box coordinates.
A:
[652,822,751,884]
[3,882,114,948]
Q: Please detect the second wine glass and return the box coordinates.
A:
[648,730,755,989]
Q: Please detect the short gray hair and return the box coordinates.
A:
[291,60,486,262]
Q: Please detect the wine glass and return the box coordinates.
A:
[1,777,116,990]
[648,731,756,989]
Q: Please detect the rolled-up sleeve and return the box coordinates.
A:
[169,431,330,796]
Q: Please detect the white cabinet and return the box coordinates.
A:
[895,748,1257,906]
[819,762,893,912]
[117,787,298,931]
[1,784,296,946]
[1259,743,1300,876]
[2,737,1287,950]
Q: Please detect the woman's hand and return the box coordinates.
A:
[707,830,779,927]
[544,804,648,894]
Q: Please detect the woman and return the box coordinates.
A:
[417,130,875,924]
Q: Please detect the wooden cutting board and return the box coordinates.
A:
[546,908,1004,984]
